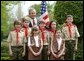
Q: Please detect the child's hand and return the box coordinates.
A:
[53,53,59,58]
[10,51,13,56]
[22,51,25,57]
[36,52,40,56]
[30,44,34,46]
[33,52,38,56]
[58,54,61,58]
[55,55,59,58]
[53,53,58,58]
[74,45,77,52]
[48,50,50,56]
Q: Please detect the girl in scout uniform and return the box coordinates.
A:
[48,21,57,59]
[28,26,43,60]
[62,15,80,60]
[50,29,65,60]
[39,21,49,60]
[7,20,25,60]
[22,17,31,60]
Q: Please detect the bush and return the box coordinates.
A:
[1,57,10,60]
[75,40,83,60]
[54,1,83,60]
[1,41,9,60]
[1,41,9,53]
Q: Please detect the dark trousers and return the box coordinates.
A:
[23,43,28,60]
[42,45,48,60]
[64,40,76,60]
[10,46,24,60]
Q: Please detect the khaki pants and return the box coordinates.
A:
[23,43,28,60]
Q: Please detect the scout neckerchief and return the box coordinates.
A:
[39,26,46,43]
[24,27,29,39]
[66,23,73,38]
[24,23,29,39]
[14,28,20,45]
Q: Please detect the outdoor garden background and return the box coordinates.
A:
[1,1,83,60]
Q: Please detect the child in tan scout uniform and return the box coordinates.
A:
[7,20,26,60]
[28,26,43,60]
[62,15,80,60]
[22,17,31,60]
[50,28,65,60]
[39,21,49,60]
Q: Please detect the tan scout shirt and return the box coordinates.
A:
[62,24,80,40]
[7,30,25,46]
[40,30,49,45]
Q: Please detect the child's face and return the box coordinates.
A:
[56,30,62,37]
[66,17,73,23]
[15,24,21,29]
[39,23,45,28]
[23,21,29,27]
[51,22,56,29]
[33,28,39,34]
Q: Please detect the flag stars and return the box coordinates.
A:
[40,1,47,15]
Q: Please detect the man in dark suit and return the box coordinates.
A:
[24,8,39,27]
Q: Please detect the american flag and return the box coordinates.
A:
[39,1,49,23]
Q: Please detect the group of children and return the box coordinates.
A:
[7,15,80,60]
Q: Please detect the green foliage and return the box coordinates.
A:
[31,4,40,16]
[54,1,83,39]
[54,1,83,24]
[1,41,9,53]
[1,57,10,60]
[47,2,55,21]
[1,41,9,60]
[54,1,83,60]
[76,41,83,60]
[31,2,55,21]
[1,1,21,40]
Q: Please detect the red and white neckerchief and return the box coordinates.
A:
[14,28,20,45]
[39,26,46,43]
[24,24,29,39]
[66,23,73,38]
[24,27,29,39]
